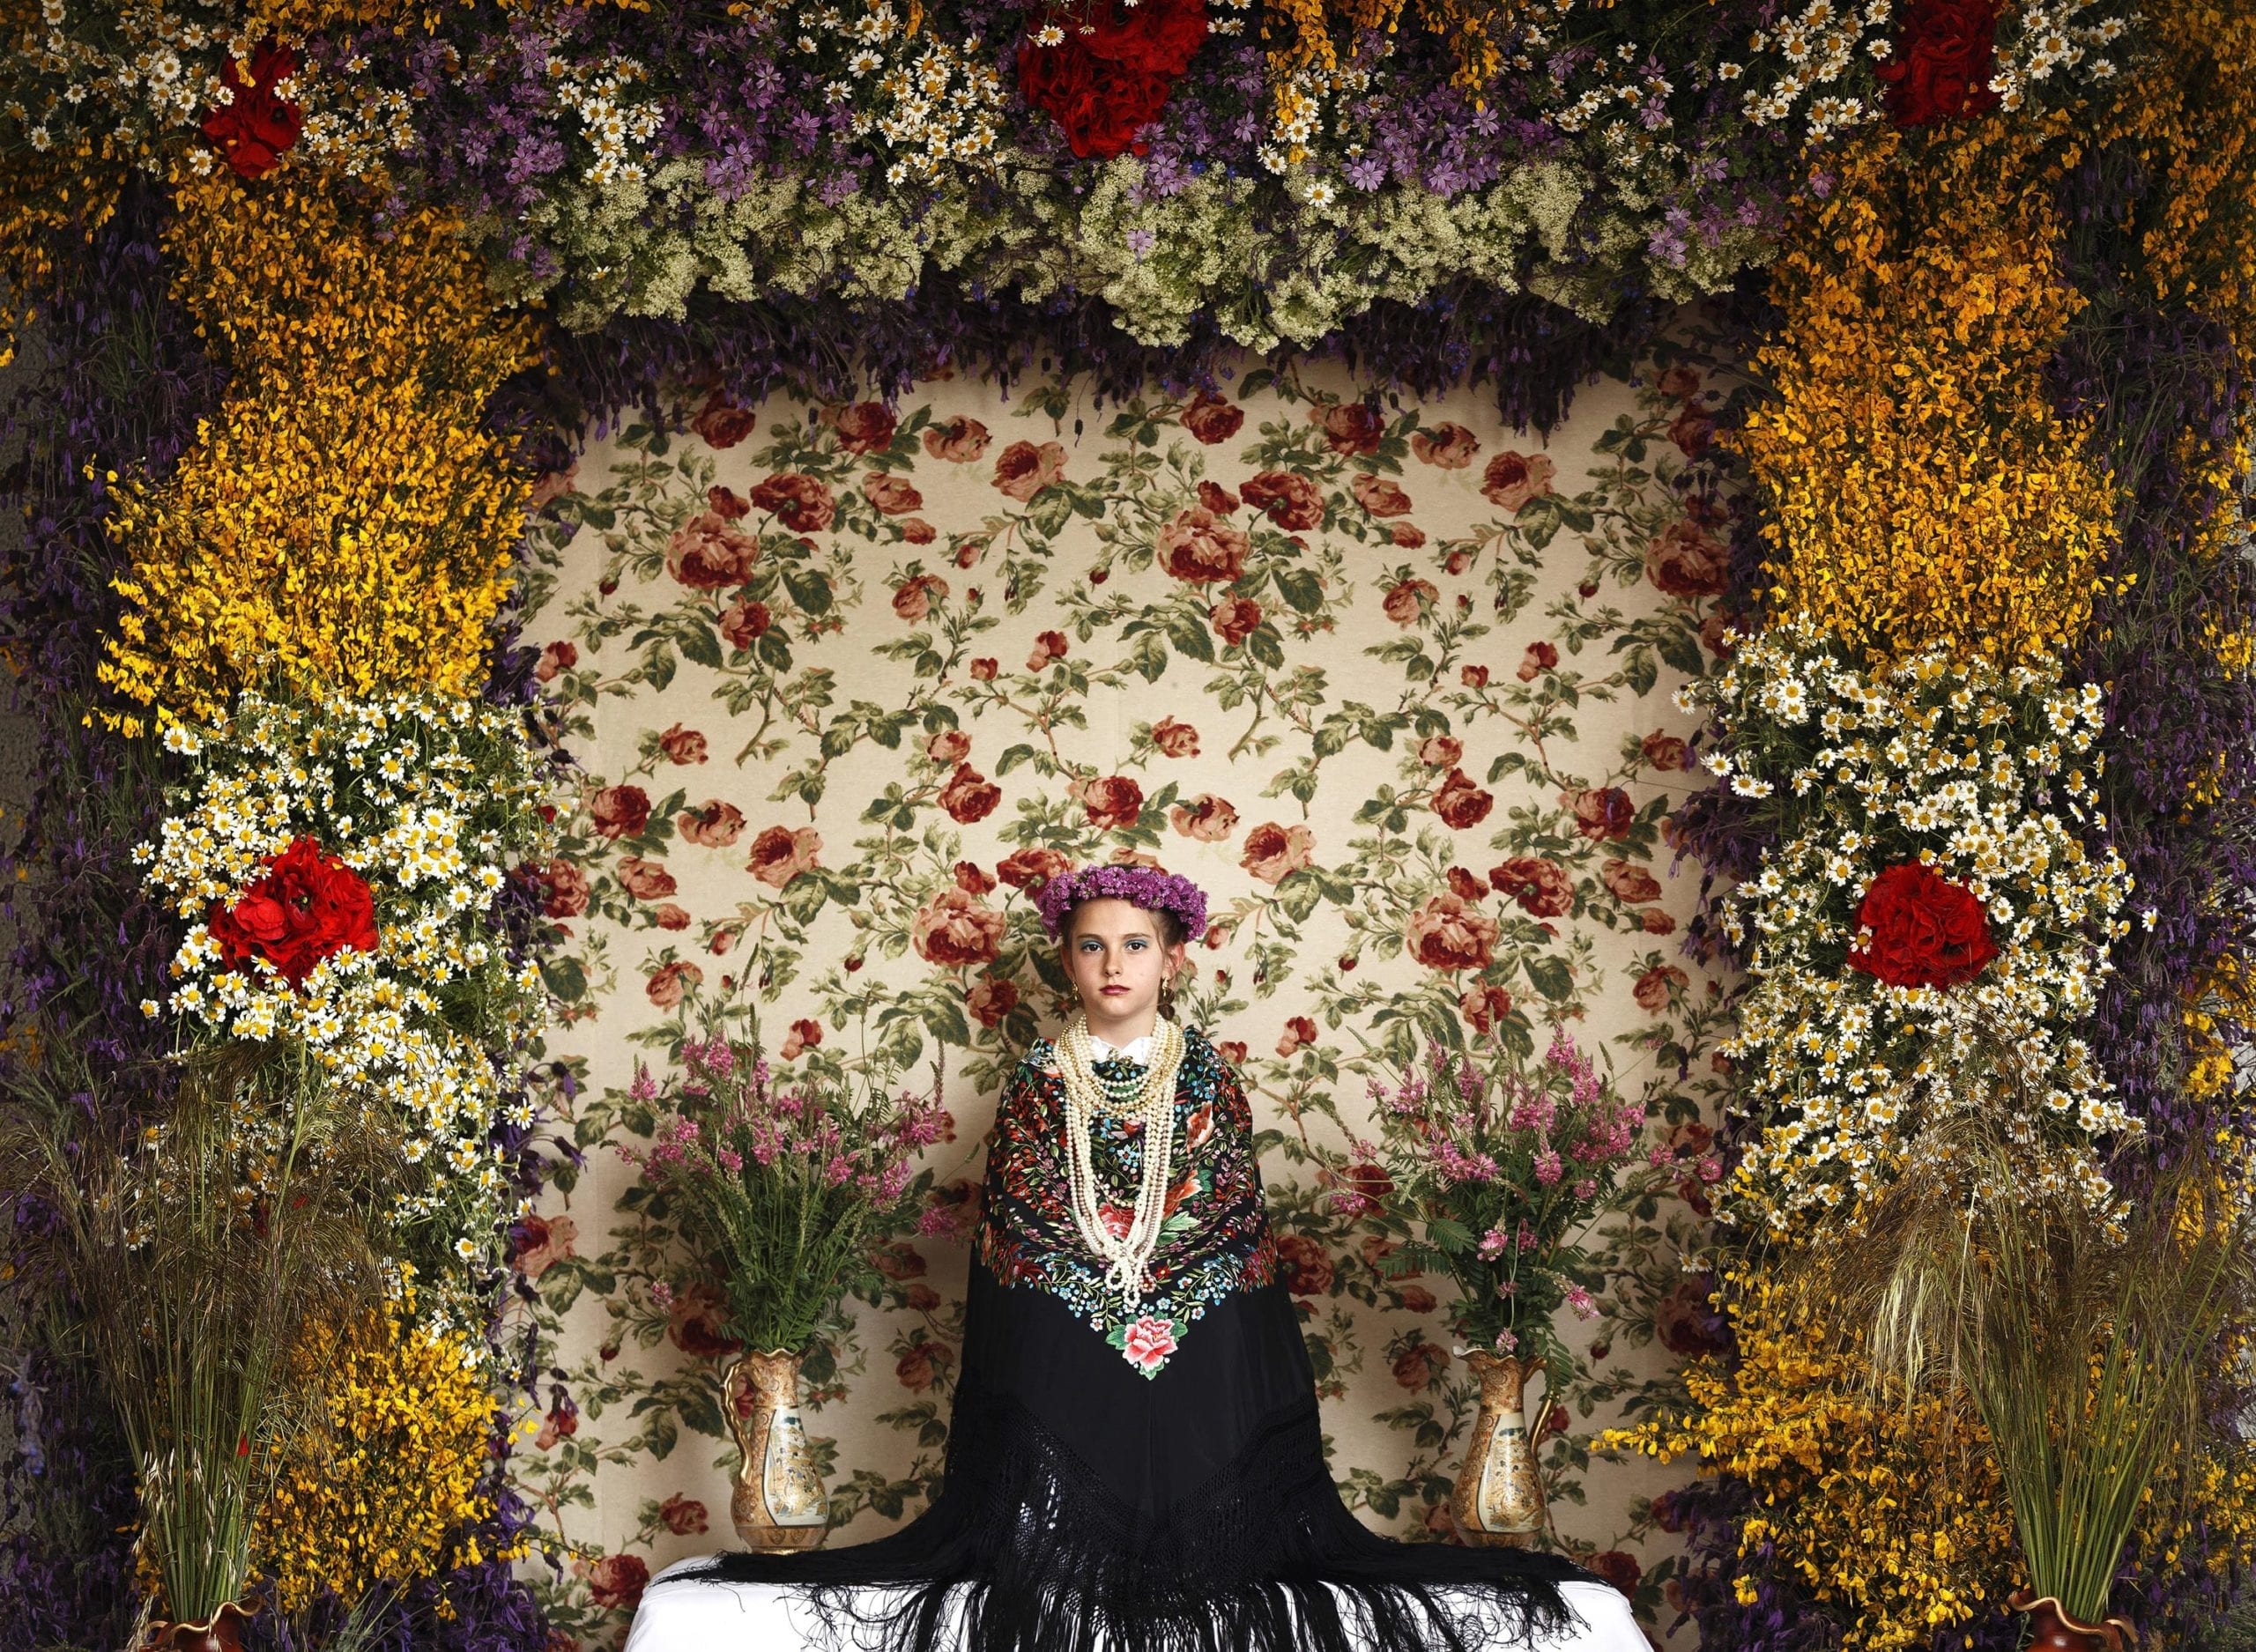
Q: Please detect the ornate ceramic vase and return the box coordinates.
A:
[724,1349,830,1552]
[1449,1351,1547,1547]
[2007,1589,2136,1651]
[144,1598,257,1652]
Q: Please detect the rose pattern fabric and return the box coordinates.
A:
[512,351,1740,1645]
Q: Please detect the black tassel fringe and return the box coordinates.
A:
[682,1387,1586,1652]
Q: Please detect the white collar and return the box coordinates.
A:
[1087,1031,1155,1065]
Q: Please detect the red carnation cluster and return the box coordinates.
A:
[1876,0,2002,128]
[1844,862,1998,989]
[208,835,379,989]
[1018,0,1207,159]
[200,41,304,180]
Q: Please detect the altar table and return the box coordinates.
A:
[625,1559,1652,1652]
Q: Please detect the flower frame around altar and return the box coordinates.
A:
[0,0,2253,1649]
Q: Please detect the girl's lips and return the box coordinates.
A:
[1101,986,1128,994]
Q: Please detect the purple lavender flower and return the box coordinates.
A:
[1035,863,1208,940]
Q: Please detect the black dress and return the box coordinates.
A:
[686,1027,1590,1652]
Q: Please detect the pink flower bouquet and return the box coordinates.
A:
[625,1038,954,1352]
[1336,1031,1712,1371]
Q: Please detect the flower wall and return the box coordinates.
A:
[1613,5,2256,1647]
[0,161,553,1651]
[511,357,1736,1641]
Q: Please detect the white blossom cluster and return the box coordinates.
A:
[1989,0,2132,111]
[1281,0,1896,167]
[7,1,412,179]
[1728,0,1893,138]
[507,136,1765,346]
[9,0,234,160]
[22,1,227,118]
[1679,620,2139,1229]
[1258,68,1330,175]
[789,0,1013,186]
[873,42,1005,181]
[291,58,419,181]
[551,51,665,190]
[134,693,553,1298]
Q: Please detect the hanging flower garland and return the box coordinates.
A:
[1624,0,2256,1642]
[0,0,2136,356]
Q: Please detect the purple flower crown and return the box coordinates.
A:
[1035,863,1208,941]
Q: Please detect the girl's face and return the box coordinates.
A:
[1063,897,1185,1041]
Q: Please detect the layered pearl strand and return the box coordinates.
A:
[1057,1011,1186,1313]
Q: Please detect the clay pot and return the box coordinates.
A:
[144,1598,257,1652]
[724,1348,830,1552]
[2007,1589,2137,1651]
[1448,1351,1547,1547]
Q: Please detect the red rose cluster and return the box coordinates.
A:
[1845,862,1998,989]
[1017,0,1207,159]
[200,41,304,180]
[208,835,380,989]
[1877,0,2002,128]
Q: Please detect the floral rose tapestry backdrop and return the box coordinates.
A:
[516,352,1736,1644]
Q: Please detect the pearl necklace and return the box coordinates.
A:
[1083,1045,1154,1115]
[1057,1012,1185,1313]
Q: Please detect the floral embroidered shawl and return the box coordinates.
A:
[976,1024,1280,1376]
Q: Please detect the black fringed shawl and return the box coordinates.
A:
[681,1029,1589,1652]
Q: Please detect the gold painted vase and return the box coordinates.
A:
[724,1349,830,1552]
[1449,1352,1547,1547]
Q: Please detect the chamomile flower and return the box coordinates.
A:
[1691,622,2134,1230]
[137,693,553,1323]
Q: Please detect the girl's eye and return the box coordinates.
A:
[1126,938,1147,951]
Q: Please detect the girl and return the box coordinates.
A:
[669,864,1600,1651]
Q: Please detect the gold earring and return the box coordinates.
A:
[1160,974,1177,1019]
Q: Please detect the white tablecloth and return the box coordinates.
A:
[627,1559,1650,1652]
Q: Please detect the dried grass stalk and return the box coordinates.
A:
[3,1041,397,1626]
[1784,1113,2252,1623]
